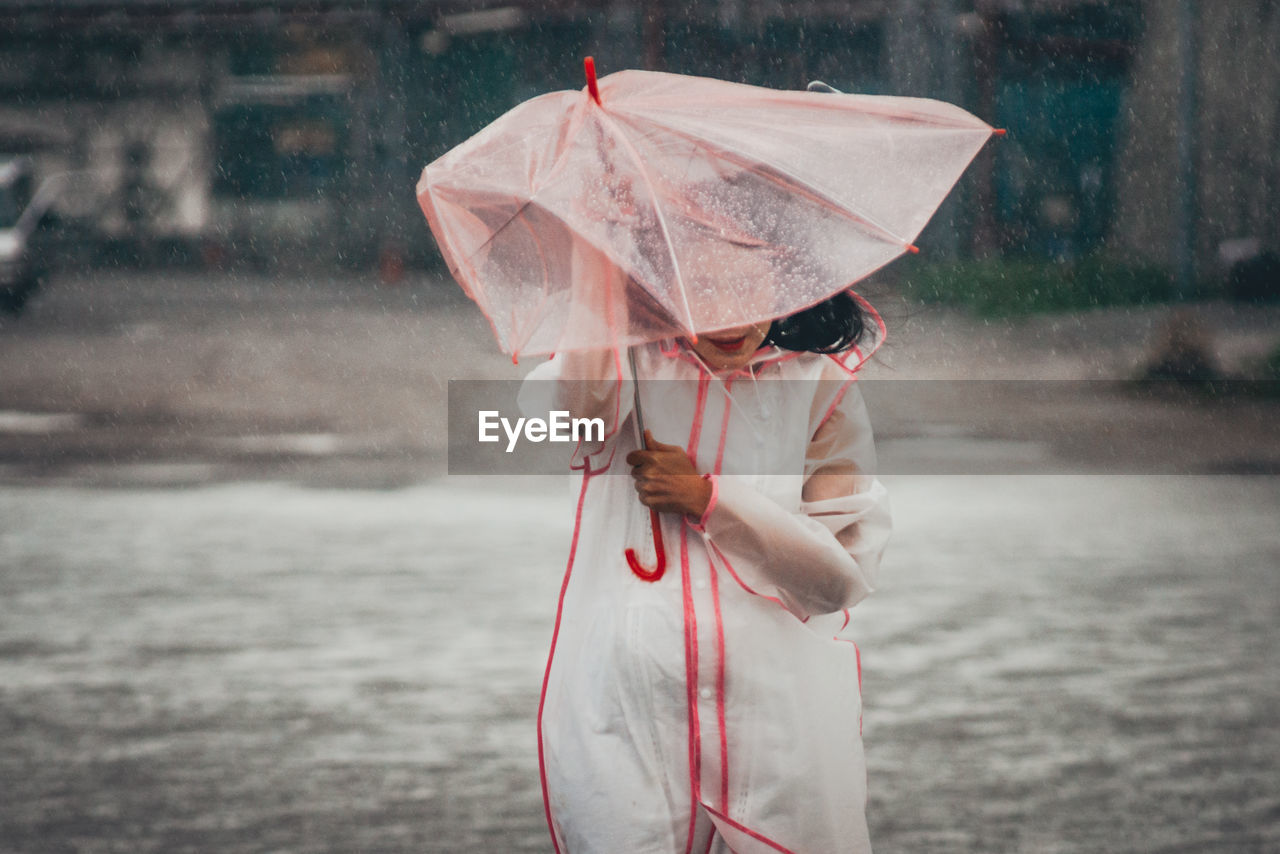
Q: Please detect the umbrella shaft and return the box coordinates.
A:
[628,346,646,448]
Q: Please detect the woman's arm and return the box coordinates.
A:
[516,349,633,439]
[633,378,890,619]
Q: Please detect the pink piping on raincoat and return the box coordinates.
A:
[520,310,890,853]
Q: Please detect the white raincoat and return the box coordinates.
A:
[519,337,892,854]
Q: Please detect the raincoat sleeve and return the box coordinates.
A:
[516,350,634,443]
[694,378,891,619]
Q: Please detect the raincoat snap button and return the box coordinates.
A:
[694,579,708,590]
[699,687,713,700]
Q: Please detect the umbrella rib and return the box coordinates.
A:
[624,90,990,133]
[616,112,918,249]
[423,99,590,306]
[436,192,546,279]
[593,110,700,339]
[430,186,686,349]
[420,184,500,325]
[421,181,562,356]
[510,195,558,356]
[435,187,665,329]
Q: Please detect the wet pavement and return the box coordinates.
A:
[2,476,1277,853]
[2,270,1279,852]
[1,480,565,853]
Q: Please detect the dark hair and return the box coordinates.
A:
[763,291,870,354]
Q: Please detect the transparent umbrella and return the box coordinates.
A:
[417,58,999,579]
[417,57,1000,362]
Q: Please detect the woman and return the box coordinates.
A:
[518,260,892,853]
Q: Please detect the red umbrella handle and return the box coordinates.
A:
[625,509,666,582]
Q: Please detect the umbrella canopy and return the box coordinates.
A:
[417,62,998,360]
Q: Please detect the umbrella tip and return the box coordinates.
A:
[907,244,921,255]
[993,127,1008,136]
[584,56,601,106]
[512,353,519,365]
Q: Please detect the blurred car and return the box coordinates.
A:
[0,155,61,314]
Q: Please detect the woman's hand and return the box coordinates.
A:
[625,429,712,518]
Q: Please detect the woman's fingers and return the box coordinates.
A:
[635,486,673,510]
[629,431,703,514]
[625,449,653,467]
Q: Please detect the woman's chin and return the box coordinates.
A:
[700,351,755,372]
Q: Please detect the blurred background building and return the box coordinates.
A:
[0,0,1276,298]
